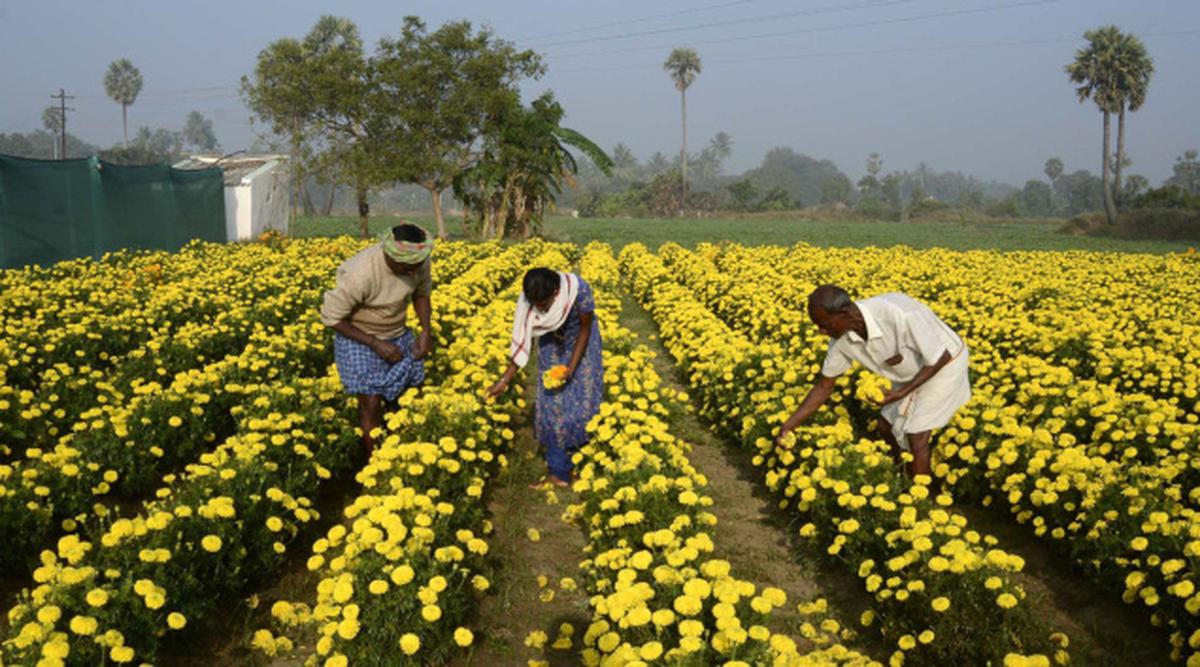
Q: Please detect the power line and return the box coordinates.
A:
[542,0,1060,59]
[515,0,767,42]
[533,0,921,48]
[72,87,238,101]
[548,29,1200,73]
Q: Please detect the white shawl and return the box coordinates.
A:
[509,272,578,368]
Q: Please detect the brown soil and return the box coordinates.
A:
[449,376,590,667]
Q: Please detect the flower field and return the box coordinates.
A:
[0,236,1195,666]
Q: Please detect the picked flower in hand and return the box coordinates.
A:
[543,364,570,390]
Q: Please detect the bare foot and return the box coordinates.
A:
[529,475,570,489]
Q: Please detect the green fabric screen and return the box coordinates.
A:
[0,154,225,269]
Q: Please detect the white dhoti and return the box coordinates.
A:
[882,346,970,451]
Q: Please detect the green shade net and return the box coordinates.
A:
[0,154,225,269]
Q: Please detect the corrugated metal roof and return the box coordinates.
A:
[174,154,288,186]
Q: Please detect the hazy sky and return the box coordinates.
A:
[2,0,1197,185]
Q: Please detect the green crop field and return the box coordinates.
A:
[292,214,1191,254]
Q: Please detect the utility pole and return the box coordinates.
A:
[50,89,75,160]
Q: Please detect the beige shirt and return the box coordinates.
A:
[820,292,965,384]
[318,244,432,339]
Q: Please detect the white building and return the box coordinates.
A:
[174,154,291,242]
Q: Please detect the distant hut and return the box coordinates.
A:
[174,154,291,241]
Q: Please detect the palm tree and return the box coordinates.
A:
[1044,157,1063,212]
[1066,27,1123,225]
[42,106,63,159]
[709,131,733,161]
[104,59,143,148]
[1043,157,1063,184]
[1109,31,1154,207]
[663,48,701,196]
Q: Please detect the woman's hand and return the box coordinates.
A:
[774,425,794,447]
[486,377,510,400]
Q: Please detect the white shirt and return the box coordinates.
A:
[820,293,965,384]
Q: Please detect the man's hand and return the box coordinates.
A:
[413,329,433,360]
[486,377,510,400]
[372,339,405,364]
[877,389,908,406]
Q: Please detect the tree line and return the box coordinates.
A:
[240,15,609,240]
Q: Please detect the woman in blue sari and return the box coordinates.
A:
[488,268,604,488]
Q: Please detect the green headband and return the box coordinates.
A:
[379,226,434,264]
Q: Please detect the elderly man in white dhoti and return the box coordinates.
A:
[776,285,970,479]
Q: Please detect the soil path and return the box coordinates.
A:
[617,293,884,658]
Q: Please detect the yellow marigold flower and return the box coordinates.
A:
[454,627,474,647]
[597,631,620,653]
[168,612,187,630]
[36,605,61,624]
[86,589,109,607]
[931,597,950,612]
[525,630,548,649]
[391,565,415,586]
[543,365,570,390]
[337,618,360,640]
[69,615,98,635]
[201,535,223,553]
[640,641,664,660]
[399,633,421,655]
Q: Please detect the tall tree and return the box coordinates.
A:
[1044,157,1063,185]
[709,131,733,161]
[454,92,611,239]
[1108,30,1154,207]
[1166,150,1200,196]
[182,111,219,152]
[695,131,733,184]
[374,16,543,239]
[663,48,701,197]
[99,126,183,165]
[858,152,883,196]
[41,107,63,159]
[1066,26,1126,224]
[104,59,143,149]
[646,151,670,175]
[1122,174,1148,201]
[243,15,381,238]
[1044,157,1064,212]
[611,143,639,177]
